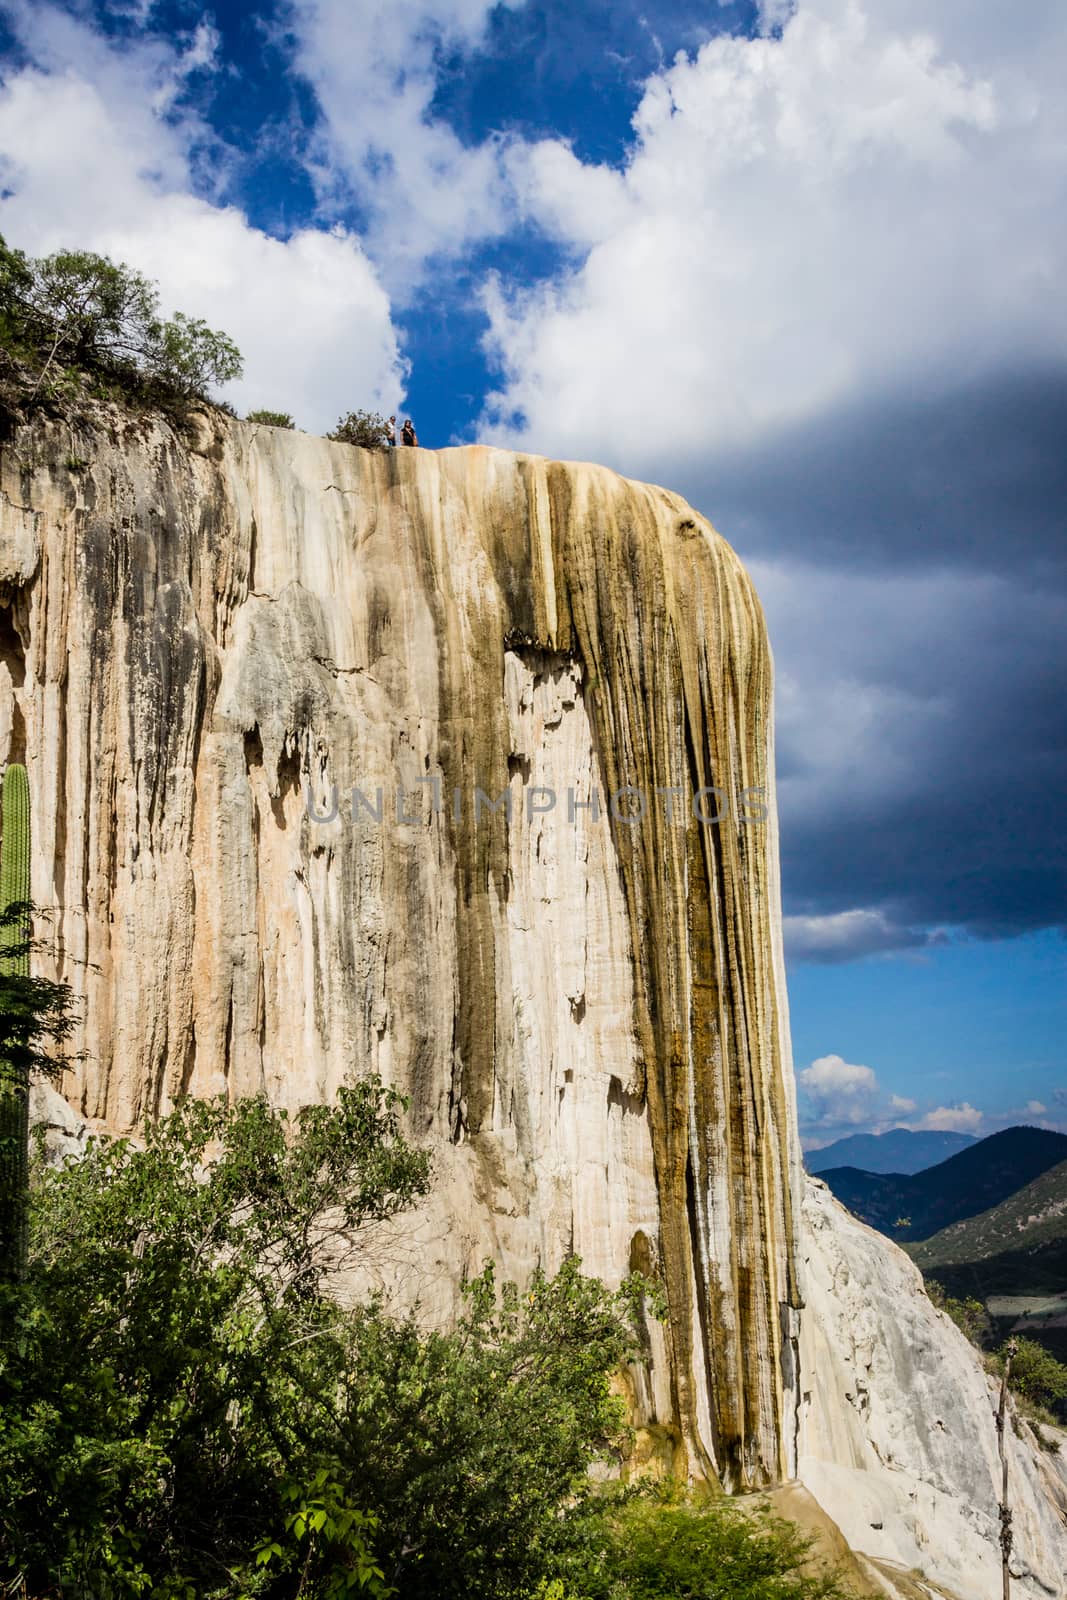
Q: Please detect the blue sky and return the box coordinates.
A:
[1,0,1064,1146]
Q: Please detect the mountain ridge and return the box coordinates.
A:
[806,1127,976,1175]
[818,1125,1067,1242]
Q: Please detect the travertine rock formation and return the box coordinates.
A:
[0,408,798,1489]
[3,408,1066,1594]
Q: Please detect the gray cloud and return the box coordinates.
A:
[784,910,936,965]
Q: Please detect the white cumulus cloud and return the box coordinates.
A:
[289,0,517,284]
[913,1102,984,1133]
[799,1052,879,1127]
[480,0,1067,478]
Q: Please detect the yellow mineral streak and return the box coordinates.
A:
[0,410,800,1488]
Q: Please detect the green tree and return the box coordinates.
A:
[1,1083,430,1596]
[0,233,243,404]
[18,248,159,388]
[142,310,242,398]
[0,1084,653,1599]
[336,1258,641,1599]
[329,410,392,450]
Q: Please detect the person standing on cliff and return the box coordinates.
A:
[385,415,397,447]
[401,418,418,447]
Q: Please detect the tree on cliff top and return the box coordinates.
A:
[329,409,393,449]
[0,233,242,406]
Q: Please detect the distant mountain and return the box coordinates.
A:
[817,1126,1067,1243]
[805,1128,976,1176]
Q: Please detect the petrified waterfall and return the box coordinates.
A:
[0,408,799,1488]
[7,409,1067,1595]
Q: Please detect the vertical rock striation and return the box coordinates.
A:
[0,407,800,1487]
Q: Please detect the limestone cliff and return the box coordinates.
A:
[0,407,799,1490]
[3,407,1066,1595]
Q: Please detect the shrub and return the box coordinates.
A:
[0,897,79,1282]
[329,409,392,450]
[0,1083,430,1596]
[247,409,296,429]
[547,1493,856,1600]
[926,1280,993,1347]
[995,1337,1067,1422]
[338,1258,640,1599]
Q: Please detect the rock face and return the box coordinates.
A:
[0,408,799,1490]
[800,1176,1067,1599]
[2,407,1066,1594]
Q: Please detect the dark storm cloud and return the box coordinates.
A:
[675,364,1067,958]
[695,367,1067,581]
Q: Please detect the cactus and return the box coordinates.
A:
[0,762,30,969]
[0,762,31,1278]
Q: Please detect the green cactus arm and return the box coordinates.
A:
[0,763,30,976]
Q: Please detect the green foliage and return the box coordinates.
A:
[544,1493,856,1600]
[925,1280,994,1347]
[995,1337,1067,1420]
[255,1471,393,1598]
[247,409,296,429]
[142,310,242,398]
[1,766,38,1281]
[928,1280,1067,1423]
[0,1082,430,1596]
[0,765,30,973]
[0,899,78,1284]
[329,410,392,450]
[0,232,242,408]
[0,1085,653,1599]
[338,1257,641,1599]
[0,907,77,1093]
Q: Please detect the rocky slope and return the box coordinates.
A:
[2,406,1065,1593]
[800,1177,1067,1598]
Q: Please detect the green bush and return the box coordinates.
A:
[329,409,392,450]
[0,1086,649,1598]
[996,1337,1067,1421]
[0,233,241,407]
[925,1281,994,1347]
[545,1493,856,1600]
[247,409,296,429]
[0,898,78,1283]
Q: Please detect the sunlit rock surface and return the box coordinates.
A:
[800,1176,1067,1598]
[0,409,799,1489]
[3,408,1066,1592]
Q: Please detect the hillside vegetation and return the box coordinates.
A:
[819,1126,1067,1242]
[913,1158,1067,1269]
[912,1160,1067,1365]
